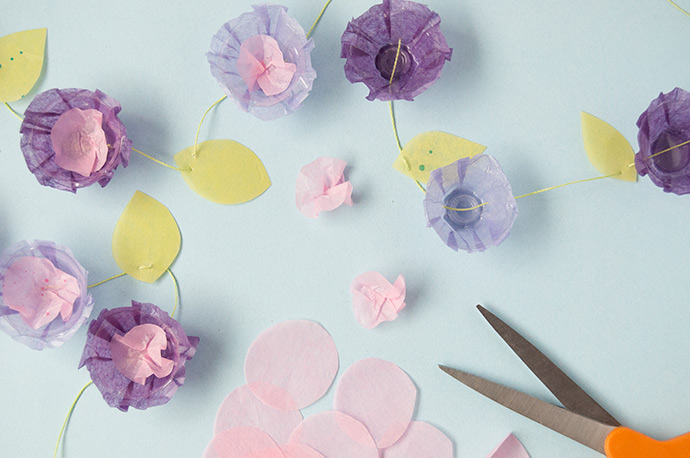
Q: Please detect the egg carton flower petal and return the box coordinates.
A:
[423,155,518,252]
[0,240,93,350]
[20,88,131,192]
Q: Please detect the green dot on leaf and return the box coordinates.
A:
[428,150,433,154]
[419,164,425,171]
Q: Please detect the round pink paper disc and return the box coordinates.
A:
[203,426,284,458]
[245,320,339,411]
[214,385,303,444]
[289,411,378,458]
[279,443,324,458]
[333,357,417,448]
[382,421,453,458]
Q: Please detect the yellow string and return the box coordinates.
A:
[4,102,23,120]
[415,180,426,192]
[647,138,690,160]
[388,39,402,86]
[194,95,227,157]
[167,268,180,319]
[306,0,334,38]
[132,148,190,172]
[53,381,93,458]
[514,172,622,200]
[443,202,488,212]
[668,0,690,18]
[87,272,127,288]
[389,101,404,152]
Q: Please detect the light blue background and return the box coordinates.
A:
[1,1,689,457]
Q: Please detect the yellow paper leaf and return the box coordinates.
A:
[174,139,271,204]
[112,191,181,283]
[393,131,487,183]
[0,28,47,103]
[581,112,637,182]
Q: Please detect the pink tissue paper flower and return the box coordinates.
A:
[350,272,406,329]
[296,157,353,218]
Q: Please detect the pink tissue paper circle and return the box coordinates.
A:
[484,433,529,458]
[245,320,339,411]
[203,426,284,458]
[382,421,453,458]
[334,357,417,448]
[214,385,303,444]
[279,443,324,458]
[289,411,378,458]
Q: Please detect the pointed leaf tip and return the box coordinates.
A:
[393,131,487,183]
[174,139,271,205]
[112,191,181,283]
[580,112,637,182]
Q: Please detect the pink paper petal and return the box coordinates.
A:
[334,357,416,448]
[351,272,406,329]
[295,157,353,218]
[3,256,80,329]
[203,426,285,458]
[289,411,378,458]
[382,421,453,458]
[110,324,174,385]
[214,385,303,444]
[245,320,339,411]
[51,107,108,177]
[237,35,296,96]
[484,434,529,458]
[279,444,324,458]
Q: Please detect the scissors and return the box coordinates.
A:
[439,305,690,457]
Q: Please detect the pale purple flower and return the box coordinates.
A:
[635,87,690,195]
[20,88,131,192]
[208,4,316,120]
[423,155,518,252]
[0,240,93,350]
[341,0,452,101]
[79,301,199,412]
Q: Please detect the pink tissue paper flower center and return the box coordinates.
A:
[3,256,80,329]
[50,107,108,177]
[295,157,353,219]
[350,272,406,329]
[110,323,174,385]
[237,35,297,96]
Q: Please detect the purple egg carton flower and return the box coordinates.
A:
[635,87,690,195]
[20,88,131,193]
[341,0,452,102]
[0,240,93,350]
[79,301,199,412]
[208,4,316,121]
[423,155,518,252]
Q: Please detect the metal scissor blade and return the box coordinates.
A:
[476,305,621,427]
[439,365,616,455]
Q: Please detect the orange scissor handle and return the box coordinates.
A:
[605,426,690,458]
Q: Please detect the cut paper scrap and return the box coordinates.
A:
[333,357,417,448]
[112,191,181,283]
[244,320,339,411]
[174,139,271,205]
[289,411,379,458]
[351,271,406,329]
[393,131,487,183]
[203,426,284,458]
[214,385,303,444]
[382,421,453,458]
[0,28,46,102]
[279,444,324,458]
[485,433,529,458]
[580,112,637,182]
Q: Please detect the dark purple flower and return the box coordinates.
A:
[0,240,93,350]
[341,0,452,101]
[635,87,690,195]
[20,88,131,193]
[208,4,316,121]
[79,301,199,412]
[423,155,518,252]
